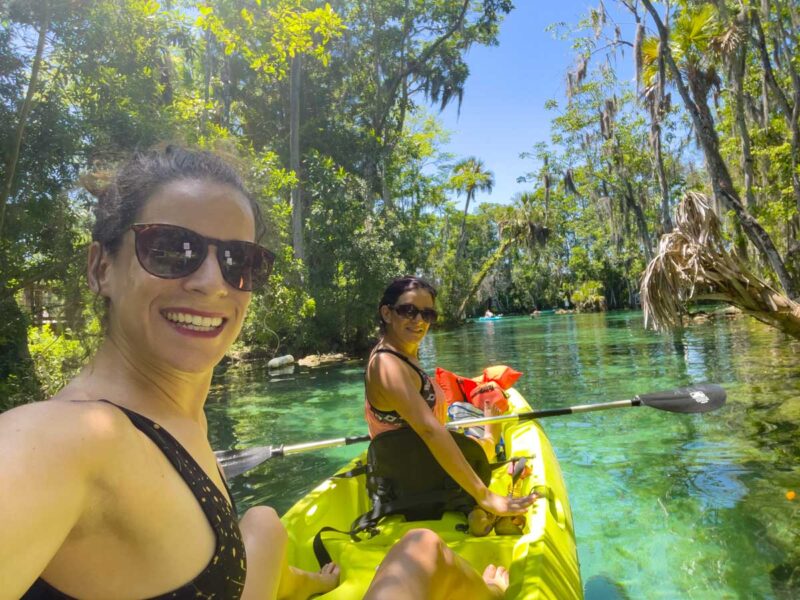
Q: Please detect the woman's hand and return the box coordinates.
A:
[477,490,538,517]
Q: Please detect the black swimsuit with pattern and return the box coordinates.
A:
[22,400,246,600]
[367,347,437,426]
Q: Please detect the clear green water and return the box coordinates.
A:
[207,311,800,599]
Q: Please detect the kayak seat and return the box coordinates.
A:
[364,428,494,522]
[314,428,506,567]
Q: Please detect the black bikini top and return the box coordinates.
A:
[366,347,437,426]
[22,399,246,599]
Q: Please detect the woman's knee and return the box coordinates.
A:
[240,505,286,544]
[396,528,446,559]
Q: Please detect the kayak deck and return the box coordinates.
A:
[280,389,582,599]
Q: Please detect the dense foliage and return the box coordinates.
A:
[1,0,798,408]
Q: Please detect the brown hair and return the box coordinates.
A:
[83,145,266,325]
[85,144,265,255]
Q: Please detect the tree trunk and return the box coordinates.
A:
[641,0,797,298]
[732,38,757,210]
[456,237,513,319]
[653,49,673,233]
[751,8,800,222]
[651,118,673,233]
[0,5,50,240]
[625,182,653,261]
[455,191,474,260]
[290,53,304,262]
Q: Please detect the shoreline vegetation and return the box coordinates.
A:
[3,1,799,409]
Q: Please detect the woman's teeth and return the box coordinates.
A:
[164,312,224,331]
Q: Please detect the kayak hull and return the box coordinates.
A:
[280,388,582,599]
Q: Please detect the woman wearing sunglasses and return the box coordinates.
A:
[0,146,340,599]
[361,276,537,598]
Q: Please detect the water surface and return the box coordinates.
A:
[207,311,800,598]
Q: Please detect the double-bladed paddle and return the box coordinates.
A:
[216,383,726,479]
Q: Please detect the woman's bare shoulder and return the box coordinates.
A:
[367,350,411,382]
[0,399,133,470]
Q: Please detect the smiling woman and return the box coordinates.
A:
[0,146,339,599]
[360,276,538,598]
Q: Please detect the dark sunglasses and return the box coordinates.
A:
[130,223,274,292]
[391,303,438,324]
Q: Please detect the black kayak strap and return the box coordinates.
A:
[332,463,369,479]
[312,488,467,567]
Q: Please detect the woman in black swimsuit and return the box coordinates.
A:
[362,276,536,599]
[0,146,337,599]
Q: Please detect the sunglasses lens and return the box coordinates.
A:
[421,309,438,324]
[394,304,417,319]
[393,304,437,324]
[134,225,205,278]
[217,242,275,291]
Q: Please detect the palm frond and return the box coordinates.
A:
[641,192,800,338]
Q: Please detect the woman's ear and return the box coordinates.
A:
[87,242,111,296]
[379,304,392,327]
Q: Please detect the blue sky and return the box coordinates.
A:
[429,1,623,207]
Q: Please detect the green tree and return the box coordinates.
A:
[456,194,550,319]
[639,0,797,297]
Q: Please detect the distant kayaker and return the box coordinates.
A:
[484,308,495,318]
[361,276,536,597]
[0,146,339,599]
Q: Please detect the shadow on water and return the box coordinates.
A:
[207,311,800,598]
[584,575,631,600]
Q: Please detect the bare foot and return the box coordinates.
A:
[285,562,340,599]
[482,564,509,598]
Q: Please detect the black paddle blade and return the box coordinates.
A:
[215,446,274,479]
[636,383,726,413]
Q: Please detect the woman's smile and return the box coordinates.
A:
[161,308,228,337]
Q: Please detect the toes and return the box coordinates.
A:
[321,562,339,575]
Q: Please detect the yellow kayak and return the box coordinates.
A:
[280,388,582,599]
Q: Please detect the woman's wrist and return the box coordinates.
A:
[474,484,491,506]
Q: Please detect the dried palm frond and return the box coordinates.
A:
[641,192,800,338]
[711,21,743,58]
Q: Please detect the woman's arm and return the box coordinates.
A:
[366,356,533,517]
[0,401,117,598]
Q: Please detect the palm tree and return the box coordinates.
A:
[450,157,494,260]
[456,195,549,319]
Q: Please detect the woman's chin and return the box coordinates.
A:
[156,348,226,375]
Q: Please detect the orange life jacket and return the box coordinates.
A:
[434,365,523,413]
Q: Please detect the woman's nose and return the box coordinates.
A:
[185,246,228,296]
